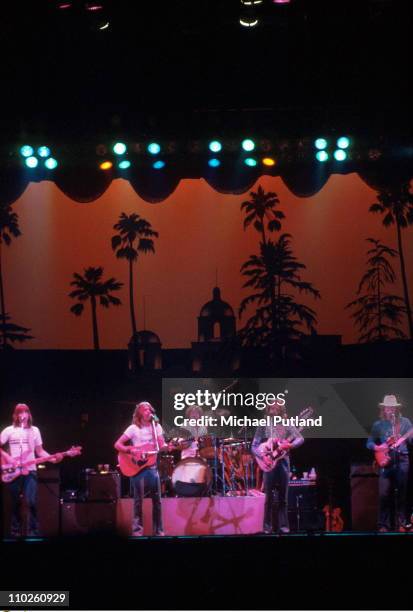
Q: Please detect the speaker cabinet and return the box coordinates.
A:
[350,463,379,531]
[83,471,121,501]
[61,501,117,535]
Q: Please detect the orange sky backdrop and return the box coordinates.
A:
[4,174,413,349]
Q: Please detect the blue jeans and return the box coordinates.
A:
[378,455,409,530]
[263,459,289,531]
[7,472,38,535]
[130,467,163,534]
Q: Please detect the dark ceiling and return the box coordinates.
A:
[0,0,411,139]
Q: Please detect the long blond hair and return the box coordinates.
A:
[132,402,155,428]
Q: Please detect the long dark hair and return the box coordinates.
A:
[12,403,33,428]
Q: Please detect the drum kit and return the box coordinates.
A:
[160,411,257,497]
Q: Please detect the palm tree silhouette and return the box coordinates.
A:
[0,314,33,349]
[369,184,413,338]
[69,266,123,350]
[239,234,320,358]
[240,184,285,246]
[0,204,22,348]
[346,238,406,342]
[111,213,158,340]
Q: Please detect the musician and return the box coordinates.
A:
[0,403,63,538]
[252,402,304,534]
[114,402,169,537]
[180,405,208,460]
[367,394,413,532]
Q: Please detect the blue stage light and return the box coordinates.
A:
[208,158,221,167]
[148,142,161,155]
[118,160,131,169]
[25,157,39,168]
[244,157,257,167]
[38,146,51,158]
[242,139,255,152]
[20,145,34,157]
[334,149,347,161]
[153,160,165,169]
[315,151,329,162]
[337,136,350,149]
[209,140,222,153]
[113,142,127,155]
[314,138,328,150]
[45,158,58,169]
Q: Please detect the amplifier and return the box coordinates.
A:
[350,463,378,531]
[83,470,121,501]
[287,481,322,531]
[61,500,117,535]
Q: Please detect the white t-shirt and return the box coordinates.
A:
[123,423,164,450]
[0,425,43,470]
[181,425,208,460]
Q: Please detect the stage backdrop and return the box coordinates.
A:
[4,174,413,349]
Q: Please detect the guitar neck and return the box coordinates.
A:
[394,426,413,448]
[21,450,71,468]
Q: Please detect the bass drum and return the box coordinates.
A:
[172,457,212,497]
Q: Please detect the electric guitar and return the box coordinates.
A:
[374,426,413,468]
[254,407,314,472]
[1,446,82,483]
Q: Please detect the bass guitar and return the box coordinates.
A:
[255,407,313,473]
[1,446,82,483]
[374,426,413,468]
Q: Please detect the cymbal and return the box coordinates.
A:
[222,437,243,445]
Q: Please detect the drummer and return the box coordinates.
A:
[180,405,208,460]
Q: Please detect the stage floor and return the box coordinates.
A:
[2,532,413,609]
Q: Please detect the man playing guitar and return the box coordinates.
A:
[252,402,304,534]
[367,394,413,532]
[0,403,63,538]
[115,401,170,537]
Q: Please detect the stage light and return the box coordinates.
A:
[25,157,39,168]
[241,0,263,4]
[100,161,113,170]
[113,142,127,155]
[209,140,222,153]
[273,0,291,3]
[242,139,255,151]
[20,145,34,157]
[262,157,276,166]
[153,160,165,169]
[314,138,328,150]
[147,142,161,155]
[208,158,221,168]
[98,21,110,30]
[85,2,103,10]
[45,158,58,170]
[244,157,257,167]
[337,136,350,149]
[38,146,51,158]
[239,17,259,27]
[118,160,131,169]
[316,151,329,162]
[334,149,347,161]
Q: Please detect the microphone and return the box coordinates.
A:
[151,414,160,423]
